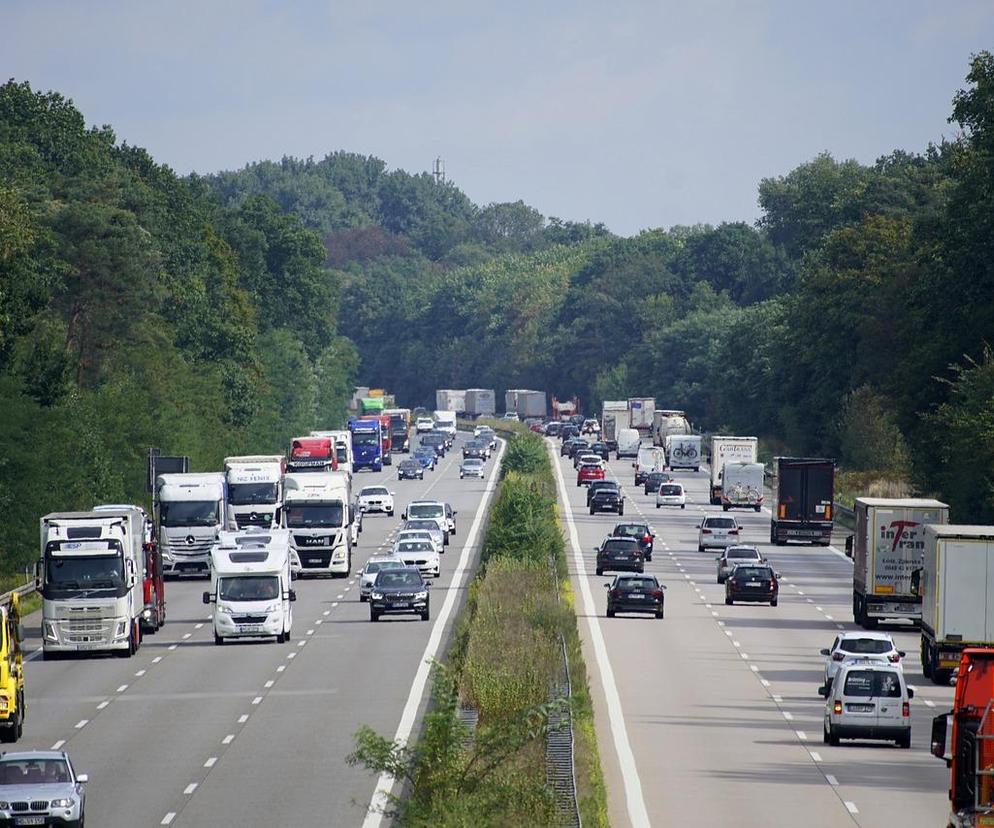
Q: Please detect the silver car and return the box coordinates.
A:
[698,516,741,552]
[0,750,87,826]
[460,457,485,479]
[716,545,765,583]
[403,518,446,552]
[359,556,406,601]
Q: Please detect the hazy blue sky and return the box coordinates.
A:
[4,1,993,235]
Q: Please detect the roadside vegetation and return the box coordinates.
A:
[349,429,608,827]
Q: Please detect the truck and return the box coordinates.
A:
[310,430,354,475]
[921,525,994,685]
[384,408,412,453]
[505,389,547,419]
[0,593,25,742]
[652,409,691,447]
[769,457,834,545]
[360,415,393,465]
[665,433,701,471]
[349,418,383,472]
[282,473,354,576]
[224,455,286,529]
[847,498,949,629]
[465,388,496,418]
[39,509,146,658]
[601,401,629,451]
[435,389,467,413]
[930,648,994,827]
[360,396,385,415]
[708,436,759,505]
[287,437,338,474]
[721,461,765,512]
[203,528,296,645]
[155,473,227,578]
[627,397,656,437]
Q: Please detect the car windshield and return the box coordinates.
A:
[733,567,771,579]
[844,670,902,698]
[659,485,682,495]
[376,570,423,588]
[463,459,484,467]
[160,500,218,527]
[408,504,444,519]
[397,541,433,552]
[727,549,760,559]
[218,575,280,602]
[361,487,388,497]
[616,577,657,590]
[580,464,600,471]
[705,518,736,528]
[406,519,440,531]
[284,503,344,528]
[0,758,70,784]
[602,540,636,554]
[228,482,279,505]
[838,638,894,655]
[614,525,648,537]
[365,560,403,575]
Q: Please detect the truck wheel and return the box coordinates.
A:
[754,505,761,512]
[589,507,595,515]
[656,504,660,509]
[897,730,911,749]
[698,545,705,553]
[933,667,952,686]
[722,504,729,512]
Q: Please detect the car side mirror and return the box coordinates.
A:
[425,582,431,589]
[907,687,914,699]
[76,774,89,784]
[817,685,829,698]
[401,512,407,520]
[899,650,907,658]
[696,524,702,529]
[820,648,831,656]
[202,592,213,604]
[16,624,25,641]
[775,572,782,579]
[603,583,611,589]
[288,590,297,602]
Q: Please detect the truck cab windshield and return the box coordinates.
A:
[353,434,379,446]
[218,575,280,602]
[160,500,218,527]
[228,483,278,505]
[284,503,344,528]
[46,554,125,592]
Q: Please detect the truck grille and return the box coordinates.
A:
[298,550,333,568]
[235,513,272,528]
[233,615,268,624]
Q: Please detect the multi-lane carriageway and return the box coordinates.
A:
[16,435,503,827]
[553,441,954,828]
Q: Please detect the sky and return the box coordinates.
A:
[4,1,994,236]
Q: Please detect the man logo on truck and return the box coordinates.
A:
[881,520,922,553]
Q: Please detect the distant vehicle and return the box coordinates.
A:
[724,564,779,606]
[581,418,600,435]
[349,419,384,472]
[604,574,665,618]
[819,632,903,688]
[574,452,604,470]
[601,400,629,451]
[616,428,641,459]
[462,441,487,460]
[586,480,618,506]
[577,463,605,487]
[412,448,437,470]
[715,545,764,583]
[474,426,497,452]
[643,471,672,496]
[403,502,451,541]
[369,566,431,622]
[819,663,912,748]
[770,457,834,545]
[665,433,701,471]
[721,461,765,512]
[708,436,758,505]
[652,409,691,448]
[392,539,440,579]
[610,522,655,561]
[655,483,686,509]
[697,516,740,552]
[357,486,394,516]
[0,751,88,825]
[403,518,446,552]
[415,417,435,433]
[545,422,562,437]
[460,457,486,479]
[433,410,458,440]
[589,483,624,516]
[156,472,226,578]
[501,412,520,421]
[634,445,665,485]
[443,503,457,536]
[595,537,643,576]
[562,438,589,459]
[396,528,441,554]
[359,556,406,602]
[559,423,580,440]
[397,459,424,480]
[224,454,285,529]
[589,442,611,461]
[627,397,655,438]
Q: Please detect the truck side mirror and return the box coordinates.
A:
[288,590,297,602]
[907,687,914,699]
[202,591,213,604]
[931,713,951,761]
[16,624,25,642]
[817,685,829,698]
[845,536,853,558]
[401,512,407,520]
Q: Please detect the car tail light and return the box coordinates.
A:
[729,528,740,535]
[650,589,664,599]
[702,529,712,534]
[833,701,843,715]
[902,702,910,717]
[832,652,845,661]
[643,535,652,544]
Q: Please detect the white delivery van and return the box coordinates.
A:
[666,434,702,471]
[433,410,458,439]
[616,428,641,459]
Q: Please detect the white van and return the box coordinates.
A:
[433,410,457,439]
[819,662,913,748]
[616,428,641,459]
[204,529,296,645]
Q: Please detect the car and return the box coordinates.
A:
[604,574,665,618]
[460,457,486,479]
[545,422,562,437]
[820,632,904,687]
[589,482,624,515]
[643,471,672,496]
[715,545,765,583]
[476,428,497,452]
[501,412,520,421]
[462,440,487,460]
[396,528,442,554]
[698,515,740,552]
[358,485,395,516]
[443,502,457,536]
[586,480,617,506]
[431,429,454,449]
[595,537,643,576]
[566,440,591,460]
[403,518,446,551]
[397,459,424,480]
[415,417,435,433]
[404,501,451,539]
[574,452,603,470]
[529,422,545,433]
[819,662,913,748]
[369,566,431,621]
[581,418,601,435]
[577,463,605,487]
[559,424,580,440]
[0,750,88,826]
[589,441,611,461]
[655,482,686,509]
[392,539,441,578]
[611,522,655,561]
[413,448,437,470]
[420,434,446,457]
[359,555,406,601]
[724,564,779,606]
[560,437,584,457]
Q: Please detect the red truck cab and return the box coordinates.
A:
[287,438,339,473]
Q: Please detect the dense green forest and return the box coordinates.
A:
[2,53,993,571]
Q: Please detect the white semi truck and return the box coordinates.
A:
[601,400,629,451]
[282,472,354,576]
[708,436,758,505]
[155,473,227,578]
[224,455,286,530]
[39,509,146,658]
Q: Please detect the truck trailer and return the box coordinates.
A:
[465,388,496,418]
[627,397,656,437]
[652,409,690,447]
[435,389,467,413]
[601,401,629,452]
[769,457,834,545]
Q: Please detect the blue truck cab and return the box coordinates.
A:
[349,418,383,472]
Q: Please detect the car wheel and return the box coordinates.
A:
[681,504,685,509]
[214,634,224,646]
[589,507,595,515]
[359,594,367,602]
[595,568,603,576]
[725,596,732,605]
[698,545,705,553]
[829,727,840,747]
[716,576,722,584]
[823,722,831,744]
[656,504,660,509]
[606,609,615,618]
[276,632,285,644]
[754,505,761,512]
[771,598,778,607]
[370,610,380,622]
[656,607,664,619]
[421,610,430,621]
[387,509,394,517]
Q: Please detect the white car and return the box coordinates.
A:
[715,545,765,583]
[359,555,406,601]
[581,418,600,435]
[574,452,604,470]
[501,412,519,421]
[404,501,450,540]
[403,518,446,551]
[697,516,740,552]
[357,486,394,516]
[415,417,435,433]
[460,457,486,479]
[820,632,904,686]
[655,482,686,509]
[393,539,440,578]
[396,528,442,554]
[820,662,913,748]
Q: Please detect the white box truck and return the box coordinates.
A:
[433,410,458,438]
[465,388,496,417]
[708,436,758,505]
[665,434,701,471]
[601,401,629,451]
[848,498,948,629]
[920,524,994,684]
[224,455,286,530]
[435,389,466,412]
[628,397,656,436]
[39,509,146,658]
[156,473,227,577]
[282,472,354,576]
[721,461,765,512]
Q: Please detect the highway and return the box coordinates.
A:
[17,434,500,827]
[552,442,954,828]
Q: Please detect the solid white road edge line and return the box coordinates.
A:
[362,438,506,828]
[550,442,652,828]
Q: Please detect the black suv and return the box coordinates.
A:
[369,566,431,621]
[595,537,643,576]
[643,471,672,496]
[397,459,424,480]
[589,482,624,515]
[462,441,487,460]
[611,522,654,561]
[605,574,665,618]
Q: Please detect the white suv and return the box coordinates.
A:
[820,662,913,748]
[820,632,904,687]
[357,486,394,516]
[697,516,740,552]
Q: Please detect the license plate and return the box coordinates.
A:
[239,624,263,632]
[16,818,46,826]
[747,582,761,587]
[847,704,874,713]
[392,602,410,608]
[629,594,645,599]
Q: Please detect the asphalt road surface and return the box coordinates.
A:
[18,433,501,827]
[553,441,953,828]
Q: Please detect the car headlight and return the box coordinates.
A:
[0,801,8,809]
[49,798,74,808]
[371,592,383,600]
[216,605,233,615]
[415,591,428,600]
[264,603,279,613]
[0,696,8,712]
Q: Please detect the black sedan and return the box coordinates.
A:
[397,459,424,480]
[462,441,487,460]
[545,422,562,437]
[586,480,616,506]
[566,439,591,459]
[643,471,672,496]
[589,483,624,515]
[420,434,446,456]
[560,437,584,457]
[725,565,780,606]
[605,574,666,618]
[589,442,611,461]
[559,424,580,440]
[611,522,654,561]
[595,537,643,576]
[369,567,431,621]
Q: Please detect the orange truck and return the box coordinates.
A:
[932,648,994,826]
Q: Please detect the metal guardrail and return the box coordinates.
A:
[0,581,37,607]
[546,633,581,827]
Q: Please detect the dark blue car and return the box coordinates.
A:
[413,449,436,470]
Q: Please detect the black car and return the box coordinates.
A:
[725,565,780,606]
[559,424,580,440]
[611,522,654,561]
[420,434,446,456]
[605,574,665,618]
[397,459,424,480]
[643,471,672,496]
[586,480,617,506]
[560,437,585,457]
[595,537,643,576]
[589,442,611,461]
[463,441,487,460]
[589,483,624,515]
[431,429,453,449]
[566,439,591,459]
[545,422,562,437]
[369,566,431,621]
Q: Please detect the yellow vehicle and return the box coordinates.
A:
[0,592,25,742]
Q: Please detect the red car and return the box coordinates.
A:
[577,463,605,487]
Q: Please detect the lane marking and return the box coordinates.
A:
[204,757,217,768]
[74,719,88,729]
[116,684,128,693]
[796,731,808,741]
[264,680,275,688]
[276,665,286,673]
[184,783,198,795]
[169,644,178,651]
[195,623,204,629]
[826,775,839,786]
[238,714,249,724]
[152,656,163,664]
[97,700,109,710]
[810,751,822,762]
[51,740,65,750]
[135,669,146,677]
[845,802,859,814]
[252,696,263,705]
[161,814,176,825]
[222,734,235,744]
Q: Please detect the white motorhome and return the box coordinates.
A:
[282,472,354,576]
[156,473,227,577]
[204,529,296,645]
[721,461,765,512]
[39,509,146,658]
[310,431,354,476]
[708,436,759,505]
[665,434,701,471]
[433,410,458,439]
[224,455,286,530]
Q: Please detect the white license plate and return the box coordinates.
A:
[629,594,645,599]
[239,624,263,632]
[17,818,46,826]
[747,582,761,587]
[847,704,874,713]
[393,602,410,608]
